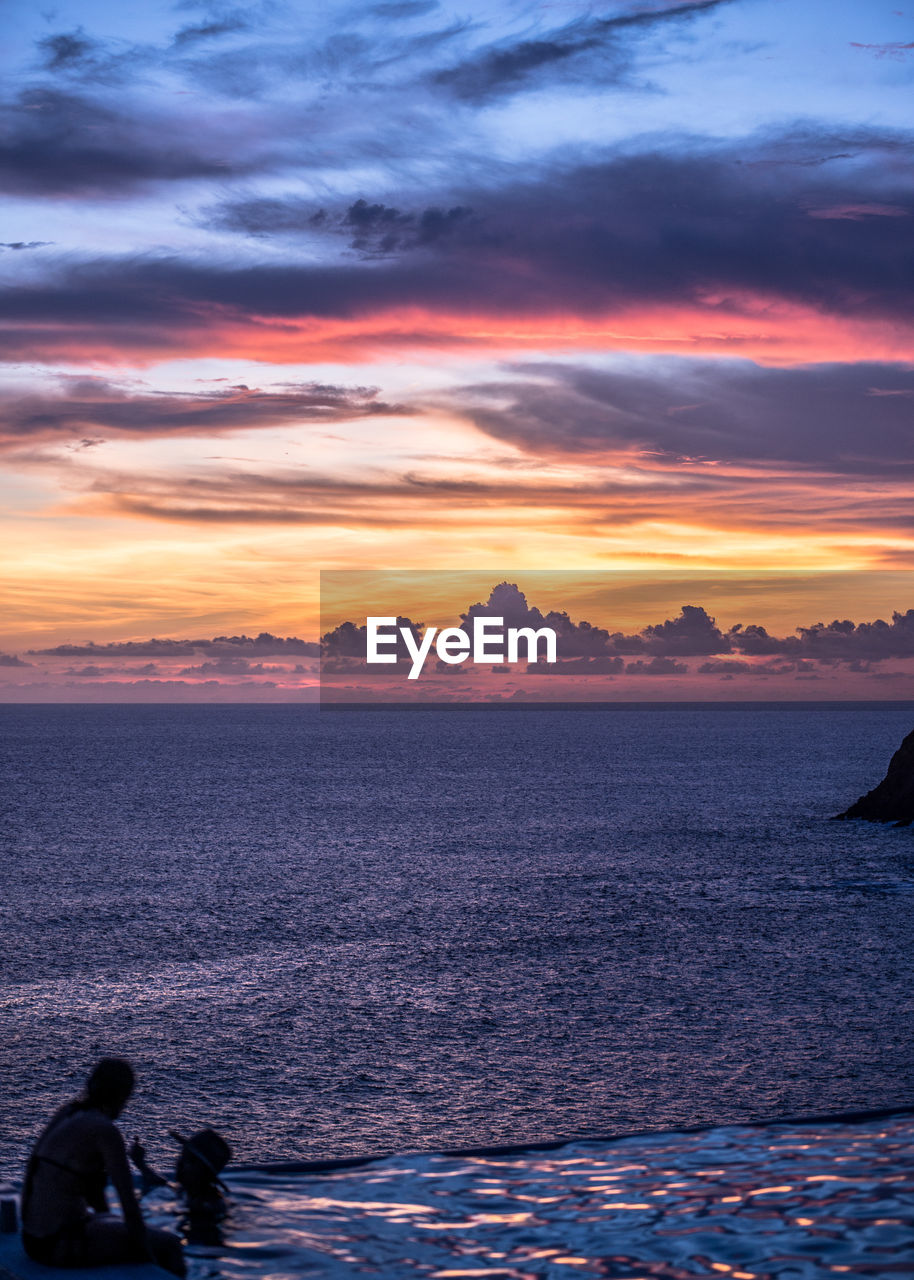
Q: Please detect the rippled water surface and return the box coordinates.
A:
[156,1111,913,1279]
[2,704,914,1179]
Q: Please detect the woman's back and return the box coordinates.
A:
[22,1102,113,1237]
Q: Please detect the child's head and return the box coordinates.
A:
[174,1129,232,1196]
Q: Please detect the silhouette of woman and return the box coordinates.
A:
[21,1058,185,1276]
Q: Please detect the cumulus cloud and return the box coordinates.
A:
[321,583,721,671]
[643,604,730,656]
[321,584,914,676]
[320,616,423,673]
[35,588,908,676]
[729,611,914,662]
[17,590,914,695]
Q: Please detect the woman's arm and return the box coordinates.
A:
[97,1124,149,1257]
[129,1139,169,1192]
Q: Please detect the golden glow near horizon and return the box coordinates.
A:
[5,394,914,657]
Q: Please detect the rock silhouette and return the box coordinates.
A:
[836,727,914,823]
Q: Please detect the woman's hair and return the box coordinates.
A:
[85,1058,135,1108]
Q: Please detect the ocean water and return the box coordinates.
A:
[1,703,913,1182]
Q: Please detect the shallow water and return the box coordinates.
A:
[149,1112,914,1279]
[2,704,914,1178]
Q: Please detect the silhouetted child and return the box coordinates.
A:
[130,1129,232,1246]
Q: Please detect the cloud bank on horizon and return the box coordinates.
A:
[1,0,913,689]
[6,582,914,700]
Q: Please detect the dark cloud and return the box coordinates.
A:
[0,89,262,196]
[31,633,320,659]
[430,0,736,103]
[430,31,624,103]
[38,30,99,71]
[205,197,323,237]
[23,594,914,688]
[729,610,914,662]
[211,196,474,255]
[343,199,474,255]
[0,378,411,446]
[7,126,910,356]
[697,658,814,676]
[31,26,158,86]
[322,585,914,673]
[643,604,729,656]
[697,658,752,675]
[177,656,288,675]
[370,0,439,16]
[173,15,251,46]
[454,359,914,475]
[726,624,787,657]
[321,584,628,672]
[321,584,724,670]
[320,616,437,680]
[36,638,196,658]
[625,656,688,675]
[535,655,625,675]
[64,662,162,677]
[0,242,52,251]
[0,0,883,220]
[461,582,638,660]
[9,0,729,200]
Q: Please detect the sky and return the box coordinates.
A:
[1,0,913,699]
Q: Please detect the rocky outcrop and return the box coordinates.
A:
[836,727,914,823]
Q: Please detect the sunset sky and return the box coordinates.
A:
[2,0,913,698]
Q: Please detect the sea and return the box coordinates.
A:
[2,702,913,1183]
